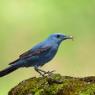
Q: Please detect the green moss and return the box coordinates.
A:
[79,84,95,95]
[8,74,95,95]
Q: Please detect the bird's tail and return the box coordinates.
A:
[0,65,19,77]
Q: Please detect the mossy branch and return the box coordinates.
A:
[8,74,95,95]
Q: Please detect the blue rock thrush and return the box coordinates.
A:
[0,33,73,77]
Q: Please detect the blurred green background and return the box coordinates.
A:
[0,0,95,95]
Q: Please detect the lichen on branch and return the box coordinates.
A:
[8,74,95,95]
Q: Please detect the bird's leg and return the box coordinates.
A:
[37,68,55,74]
[37,68,47,74]
[34,67,55,76]
[34,67,45,77]
[45,70,55,75]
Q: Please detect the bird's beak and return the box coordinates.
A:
[63,35,73,40]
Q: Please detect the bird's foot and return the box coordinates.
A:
[39,70,55,77]
[44,70,55,76]
[34,67,55,77]
[39,73,45,77]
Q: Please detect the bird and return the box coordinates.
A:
[0,33,73,77]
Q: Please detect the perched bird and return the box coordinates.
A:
[0,33,73,77]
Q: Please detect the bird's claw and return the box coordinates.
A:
[35,67,55,77]
[42,70,55,77]
[45,70,55,74]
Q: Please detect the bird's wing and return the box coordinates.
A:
[20,46,51,59]
[9,46,51,65]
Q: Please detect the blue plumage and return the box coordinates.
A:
[0,33,73,77]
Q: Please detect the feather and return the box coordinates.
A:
[20,46,51,59]
[9,46,51,65]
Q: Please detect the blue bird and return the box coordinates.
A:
[0,33,73,77]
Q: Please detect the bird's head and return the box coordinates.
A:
[48,33,73,44]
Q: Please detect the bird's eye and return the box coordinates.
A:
[56,35,60,38]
